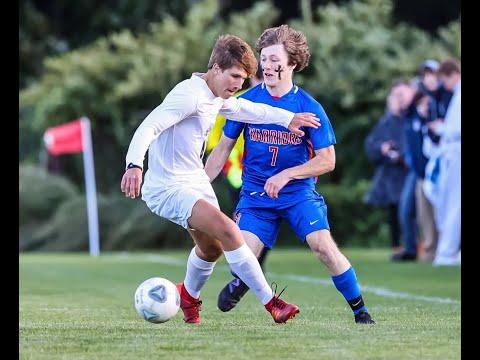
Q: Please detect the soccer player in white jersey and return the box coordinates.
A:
[121,34,321,324]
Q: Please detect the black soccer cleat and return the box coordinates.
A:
[355,311,376,324]
[217,278,250,312]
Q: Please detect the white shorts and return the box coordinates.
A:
[141,180,220,229]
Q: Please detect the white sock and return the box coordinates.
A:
[224,243,273,305]
[183,247,216,298]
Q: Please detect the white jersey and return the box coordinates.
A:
[439,80,461,151]
[125,72,294,187]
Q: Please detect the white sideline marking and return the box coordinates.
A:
[268,273,460,305]
[117,253,460,305]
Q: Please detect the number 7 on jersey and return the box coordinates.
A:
[269,146,278,166]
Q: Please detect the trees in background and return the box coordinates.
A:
[20,0,199,89]
[20,0,460,88]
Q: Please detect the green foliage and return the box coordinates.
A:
[318,181,390,247]
[19,164,78,225]
[21,195,90,251]
[19,2,61,88]
[19,191,189,252]
[19,163,191,251]
[102,197,190,250]
[437,19,461,57]
[19,0,199,89]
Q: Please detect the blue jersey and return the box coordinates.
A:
[223,83,336,194]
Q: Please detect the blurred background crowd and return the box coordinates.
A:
[19,0,460,263]
[364,58,460,265]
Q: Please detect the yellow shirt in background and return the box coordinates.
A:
[206,89,246,188]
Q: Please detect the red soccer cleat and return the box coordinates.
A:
[264,285,300,324]
[176,283,202,324]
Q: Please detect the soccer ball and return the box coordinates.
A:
[134,277,180,323]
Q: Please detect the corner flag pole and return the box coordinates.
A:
[80,117,100,256]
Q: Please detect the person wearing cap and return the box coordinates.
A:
[418,59,453,128]
[415,59,449,262]
[416,59,454,262]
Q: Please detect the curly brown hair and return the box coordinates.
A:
[207,34,258,78]
[255,25,310,72]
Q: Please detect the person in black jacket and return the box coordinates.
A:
[365,81,409,257]
[417,59,453,128]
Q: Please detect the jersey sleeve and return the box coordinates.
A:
[220,96,293,128]
[307,101,336,150]
[223,119,244,140]
[125,85,197,168]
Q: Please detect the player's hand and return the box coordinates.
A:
[427,118,444,134]
[380,141,394,156]
[288,113,320,137]
[121,168,143,199]
[264,171,292,199]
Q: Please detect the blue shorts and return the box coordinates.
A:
[234,188,330,249]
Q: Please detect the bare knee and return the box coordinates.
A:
[215,219,243,250]
[311,241,338,264]
[307,231,351,275]
[197,243,223,261]
[307,232,340,265]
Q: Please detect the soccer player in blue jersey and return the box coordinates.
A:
[205,25,375,324]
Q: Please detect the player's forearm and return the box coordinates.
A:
[204,150,226,182]
[221,97,293,128]
[284,154,335,180]
[205,145,231,182]
[125,124,158,168]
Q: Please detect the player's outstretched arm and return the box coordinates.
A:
[220,97,320,136]
[264,146,335,198]
[288,113,321,137]
[205,135,237,182]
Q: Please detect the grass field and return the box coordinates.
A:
[19,248,461,359]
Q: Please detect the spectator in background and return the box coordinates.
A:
[390,80,418,262]
[364,81,408,257]
[428,59,461,266]
[415,60,453,262]
[418,59,453,128]
[402,89,435,262]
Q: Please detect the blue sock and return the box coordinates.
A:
[331,267,367,315]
